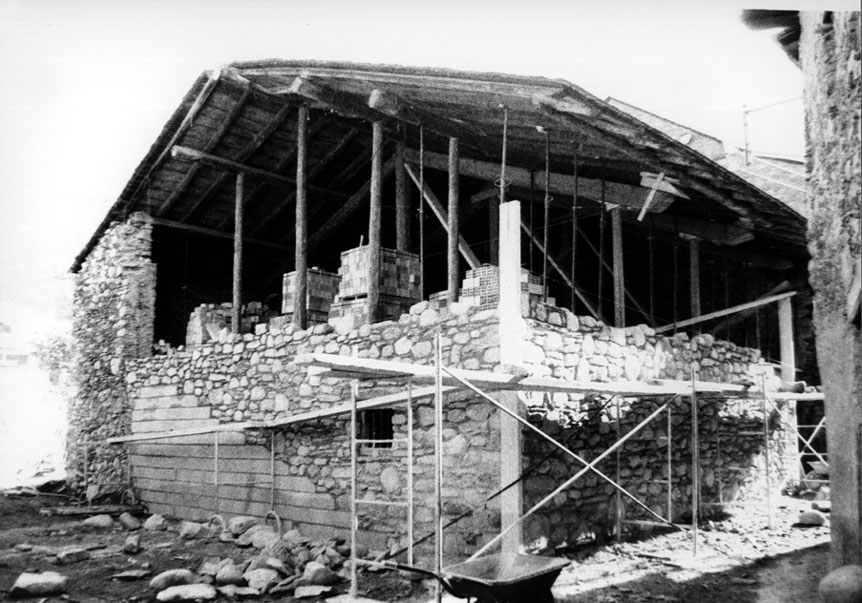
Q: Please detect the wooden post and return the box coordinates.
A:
[447,137,460,303]
[611,207,625,327]
[777,297,796,382]
[232,173,244,334]
[498,200,524,554]
[489,200,499,265]
[367,122,383,324]
[690,237,701,320]
[294,105,309,330]
[395,139,410,252]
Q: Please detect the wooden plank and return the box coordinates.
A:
[448,137,460,303]
[232,173,244,333]
[367,122,384,324]
[612,207,625,327]
[403,163,480,270]
[294,105,309,329]
[107,422,256,444]
[488,199,499,265]
[286,77,386,123]
[654,291,797,334]
[637,172,666,222]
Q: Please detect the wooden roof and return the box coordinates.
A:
[71,59,807,272]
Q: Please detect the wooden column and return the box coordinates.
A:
[611,207,625,327]
[294,105,309,330]
[690,237,701,320]
[367,122,384,324]
[395,140,410,252]
[232,173,245,334]
[447,137,460,303]
[489,201,499,265]
[498,200,524,554]
[778,297,796,382]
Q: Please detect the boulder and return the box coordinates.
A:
[143,514,168,531]
[83,514,115,529]
[237,524,276,547]
[299,560,340,586]
[215,561,244,586]
[10,571,68,596]
[197,556,222,576]
[149,568,195,591]
[124,533,142,554]
[179,521,209,540]
[243,568,279,593]
[796,510,827,526]
[819,565,862,603]
[118,512,142,530]
[228,515,259,536]
[156,583,217,601]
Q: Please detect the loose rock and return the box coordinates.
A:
[228,515,259,536]
[299,560,340,586]
[124,533,142,554]
[217,584,260,598]
[56,547,90,565]
[119,512,142,530]
[143,514,168,531]
[10,571,69,596]
[179,520,209,540]
[83,514,115,529]
[149,568,195,591]
[812,500,832,512]
[112,569,153,581]
[156,583,217,601]
[216,561,244,586]
[295,585,333,598]
[796,510,826,526]
[243,568,279,592]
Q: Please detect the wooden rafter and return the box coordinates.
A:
[156,82,252,217]
[250,125,358,237]
[178,101,296,223]
[150,216,290,251]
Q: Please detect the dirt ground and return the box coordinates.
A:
[0,491,830,602]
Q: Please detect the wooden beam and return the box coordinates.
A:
[286,77,385,123]
[172,145,294,184]
[403,148,675,213]
[629,212,754,247]
[709,281,790,335]
[308,157,397,251]
[654,291,797,334]
[689,237,701,319]
[612,207,625,327]
[489,199,499,265]
[232,174,245,334]
[294,105,309,330]
[156,82,251,217]
[520,217,599,318]
[403,163,481,270]
[367,121,384,324]
[448,137,460,303]
[149,217,290,251]
[395,139,409,251]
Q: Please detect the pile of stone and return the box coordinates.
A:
[141,513,350,600]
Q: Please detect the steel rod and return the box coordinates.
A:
[350,380,358,598]
[407,379,414,567]
[691,369,699,556]
[667,402,673,523]
[615,396,622,539]
[571,150,579,311]
[543,129,550,299]
[434,334,443,603]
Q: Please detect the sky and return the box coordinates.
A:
[0,0,852,339]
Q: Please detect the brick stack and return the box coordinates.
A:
[458,265,554,310]
[329,246,421,322]
[282,268,341,325]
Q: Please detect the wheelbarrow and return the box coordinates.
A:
[376,552,570,603]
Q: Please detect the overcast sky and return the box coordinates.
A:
[0,0,852,337]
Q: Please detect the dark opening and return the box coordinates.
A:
[359,408,395,448]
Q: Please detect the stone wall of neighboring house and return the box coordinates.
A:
[68,212,155,491]
[800,10,862,569]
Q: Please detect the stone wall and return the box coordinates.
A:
[69,212,155,491]
[518,309,795,545]
[125,303,504,558]
[800,10,862,568]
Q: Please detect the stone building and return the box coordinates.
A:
[745,9,862,570]
[69,61,815,563]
